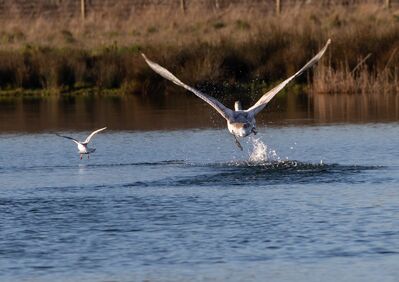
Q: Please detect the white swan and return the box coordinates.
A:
[56,127,107,159]
[142,39,330,150]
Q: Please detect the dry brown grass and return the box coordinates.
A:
[313,60,399,94]
[0,2,397,96]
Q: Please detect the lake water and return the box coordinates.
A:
[1,94,399,281]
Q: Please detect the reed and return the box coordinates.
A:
[312,61,399,94]
[0,3,397,97]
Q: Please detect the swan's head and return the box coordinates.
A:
[228,122,256,137]
[234,101,242,111]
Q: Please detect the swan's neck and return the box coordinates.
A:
[234,101,242,111]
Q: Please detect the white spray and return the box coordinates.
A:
[248,137,281,163]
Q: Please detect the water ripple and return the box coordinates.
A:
[121,161,383,187]
[0,160,186,173]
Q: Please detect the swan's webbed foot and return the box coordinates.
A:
[87,154,90,159]
[234,136,243,151]
[252,128,257,135]
[80,154,83,160]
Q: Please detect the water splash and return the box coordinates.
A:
[248,137,281,163]
[248,137,267,162]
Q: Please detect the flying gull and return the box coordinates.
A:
[56,127,107,159]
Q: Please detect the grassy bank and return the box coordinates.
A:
[0,3,398,98]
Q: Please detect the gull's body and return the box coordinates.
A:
[56,127,107,159]
[142,39,331,150]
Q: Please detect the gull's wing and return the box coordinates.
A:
[142,54,234,121]
[83,127,107,144]
[246,39,331,116]
[56,133,80,145]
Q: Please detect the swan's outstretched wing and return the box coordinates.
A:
[83,127,107,144]
[56,133,80,145]
[246,39,331,116]
[142,54,234,121]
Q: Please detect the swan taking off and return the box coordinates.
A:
[142,39,331,150]
[56,127,107,159]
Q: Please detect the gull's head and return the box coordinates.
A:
[234,101,242,111]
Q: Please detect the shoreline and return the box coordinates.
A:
[0,4,397,96]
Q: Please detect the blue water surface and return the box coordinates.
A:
[1,124,399,281]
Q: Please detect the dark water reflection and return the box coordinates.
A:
[1,92,399,132]
[313,93,399,123]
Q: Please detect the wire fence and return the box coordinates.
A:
[0,0,396,19]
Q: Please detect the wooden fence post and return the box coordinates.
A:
[276,0,281,15]
[81,0,86,20]
[180,0,186,13]
[385,0,391,9]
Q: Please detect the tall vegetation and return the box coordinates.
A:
[0,3,397,97]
